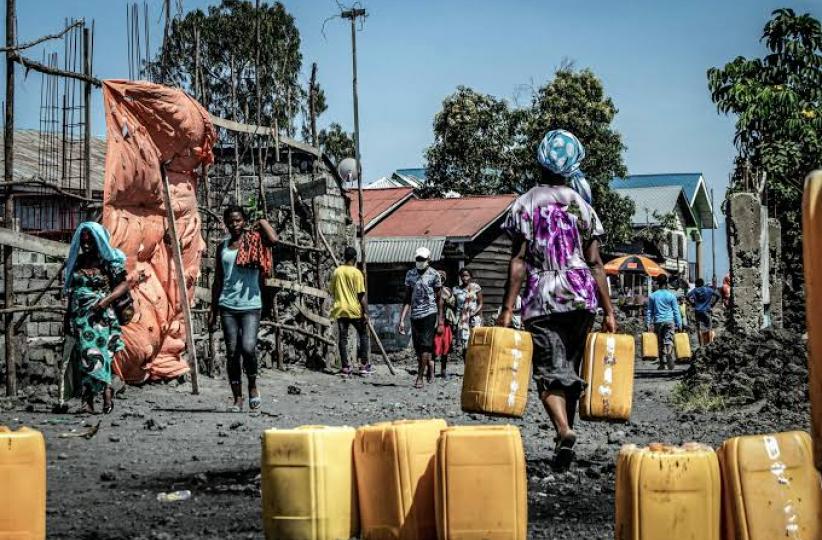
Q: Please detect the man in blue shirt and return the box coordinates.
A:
[687,278,720,345]
[646,274,682,370]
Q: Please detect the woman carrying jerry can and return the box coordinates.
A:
[497,129,616,468]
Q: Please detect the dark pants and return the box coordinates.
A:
[411,313,438,356]
[221,308,261,385]
[525,311,595,397]
[655,321,676,368]
[337,317,369,367]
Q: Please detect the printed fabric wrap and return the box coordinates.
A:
[235,231,273,278]
[64,222,127,294]
[537,129,593,204]
[503,185,604,321]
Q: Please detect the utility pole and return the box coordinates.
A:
[4,0,15,397]
[309,62,318,148]
[711,187,717,285]
[341,7,367,284]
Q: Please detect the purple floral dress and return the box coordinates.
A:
[502,185,604,322]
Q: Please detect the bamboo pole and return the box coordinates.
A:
[5,0,17,397]
[160,164,200,394]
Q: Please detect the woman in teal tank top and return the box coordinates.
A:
[209,205,278,411]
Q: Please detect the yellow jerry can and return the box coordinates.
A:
[354,419,447,540]
[0,426,46,540]
[435,425,527,540]
[674,332,692,361]
[261,425,358,540]
[802,170,822,470]
[462,327,532,418]
[717,431,822,540]
[641,332,658,359]
[580,333,635,421]
[616,442,721,540]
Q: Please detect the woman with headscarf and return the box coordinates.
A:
[497,129,617,468]
[63,222,131,414]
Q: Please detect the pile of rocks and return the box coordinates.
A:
[683,327,808,410]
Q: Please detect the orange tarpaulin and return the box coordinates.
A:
[101,80,215,383]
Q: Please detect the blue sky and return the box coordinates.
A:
[4,0,821,279]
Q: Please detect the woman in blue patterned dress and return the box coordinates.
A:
[63,222,130,414]
[497,130,617,468]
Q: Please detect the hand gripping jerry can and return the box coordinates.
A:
[461,327,532,418]
[354,419,447,540]
[435,425,527,540]
[261,425,358,540]
[616,443,721,540]
[580,333,635,421]
[0,426,46,540]
[802,170,822,471]
[717,431,822,540]
[641,332,658,359]
[674,332,692,361]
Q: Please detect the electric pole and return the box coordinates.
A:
[341,7,367,285]
[711,187,717,285]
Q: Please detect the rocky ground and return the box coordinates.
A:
[1,333,811,540]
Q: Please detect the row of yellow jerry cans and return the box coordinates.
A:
[640,331,692,360]
[617,430,822,540]
[261,419,527,540]
[462,328,637,421]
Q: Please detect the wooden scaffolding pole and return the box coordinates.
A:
[160,164,200,394]
[4,0,17,397]
[83,26,91,200]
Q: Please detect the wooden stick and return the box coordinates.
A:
[0,20,83,53]
[12,52,102,87]
[0,305,64,314]
[160,164,200,395]
[317,228,395,375]
[260,321,335,346]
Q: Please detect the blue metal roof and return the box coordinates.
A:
[611,173,703,205]
[394,168,428,182]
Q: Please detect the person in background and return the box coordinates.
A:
[687,278,720,345]
[720,274,732,308]
[646,273,682,370]
[330,247,372,377]
[398,247,444,388]
[433,270,455,378]
[678,295,689,332]
[63,222,131,415]
[452,267,484,356]
[209,205,278,412]
[497,129,616,468]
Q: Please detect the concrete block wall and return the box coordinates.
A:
[726,192,764,333]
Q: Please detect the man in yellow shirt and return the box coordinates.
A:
[330,247,372,375]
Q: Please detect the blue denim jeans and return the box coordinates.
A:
[220,308,261,384]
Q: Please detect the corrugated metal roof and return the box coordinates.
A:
[611,173,716,228]
[367,195,515,241]
[613,186,697,228]
[0,129,107,193]
[347,187,415,230]
[394,168,427,182]
[362,236,446,263]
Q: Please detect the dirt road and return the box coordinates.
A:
[4,356,808,539]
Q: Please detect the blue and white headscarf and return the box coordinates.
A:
[63,222,127,293]
[537,129,593,204]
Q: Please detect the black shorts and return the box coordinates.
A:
[525,310,595,397]
[695,310,712,330]
[411,313,438,355]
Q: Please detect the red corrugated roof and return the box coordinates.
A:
[367,195,515,240]
[347,188,415,230]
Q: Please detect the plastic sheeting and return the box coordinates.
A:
[101,80,215,383]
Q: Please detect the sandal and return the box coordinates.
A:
[553,429,577,470]
[102,388,115,415]
[414,377,424,389]
[249,395,262,410]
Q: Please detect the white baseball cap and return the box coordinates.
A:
[414,246,431,260]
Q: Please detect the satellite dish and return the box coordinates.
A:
[338,157,359,181]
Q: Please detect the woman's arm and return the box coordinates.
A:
[496,237,527,327]
[255,218,279,247]
[584,238,617,333]
[474,288,484,317]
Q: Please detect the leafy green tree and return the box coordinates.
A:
[154,0,303,131]
[708,8,822,274]
[424,87,520,196]
[423,69,635,244]
[318,123,355,167]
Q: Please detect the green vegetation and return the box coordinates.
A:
[671,382,727,413]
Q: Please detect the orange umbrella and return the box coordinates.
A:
[604,255,668,277]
